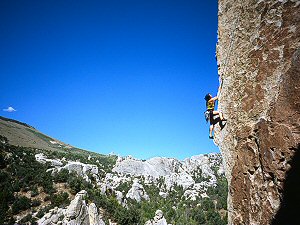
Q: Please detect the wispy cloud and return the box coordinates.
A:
[3,106,16,112]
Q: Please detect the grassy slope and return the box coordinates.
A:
[0,116,107,156]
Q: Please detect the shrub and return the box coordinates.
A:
[31,186,39,197]
[206,209,224,225]
[0,153,6,169]
[32,199,41,207]
[67,173,92,194]
[50,192,70,207]
[12,196,32,214]
[44,195,51,201]
[35,205,53,219]
[201,198,214,211]
[54,169,69,183]
[20,213,32,224]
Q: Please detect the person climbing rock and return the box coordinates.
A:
[204,93,226,139]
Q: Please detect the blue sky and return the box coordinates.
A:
[0,0,219,160]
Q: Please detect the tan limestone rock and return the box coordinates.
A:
[216,0,300,224]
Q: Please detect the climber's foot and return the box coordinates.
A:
[220,120,227,130]
[209,136,214,139]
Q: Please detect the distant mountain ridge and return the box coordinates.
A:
[0,116,35,129]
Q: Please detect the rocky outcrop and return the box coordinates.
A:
[35,153,64,167]
[63,190,90,224]
[216,0,300,224]
[36,152,225,206]
[37,153,223,195]
[145,210,170,225]
[113,155,182,178]
[113,153,223,191]
[35,153,100,183]
[37,207,65,225]
[88,203,105,225]
[99,154,225,204]
[126,179,150,202]
[38,190,105,225]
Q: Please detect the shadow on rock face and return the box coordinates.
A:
[272,144,300,225]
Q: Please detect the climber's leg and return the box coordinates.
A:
[209,125,214,139]
[219,111,226,121]
[213,111,226,121]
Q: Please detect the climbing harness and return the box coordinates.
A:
[204,111,210,123]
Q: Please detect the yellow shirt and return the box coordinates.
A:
[207,100,215,110]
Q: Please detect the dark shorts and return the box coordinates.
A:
[209,110,214,125]
[209,110,220,125]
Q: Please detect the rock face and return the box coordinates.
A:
[113,153,222,191]
[216,0,300,224]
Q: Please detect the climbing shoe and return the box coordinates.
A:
[220,120,227,130]
[209,136,214,139]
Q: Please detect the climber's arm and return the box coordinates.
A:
[211,96,218,101]
[217,85,221,97]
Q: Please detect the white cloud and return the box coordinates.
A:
[3,106,16,112]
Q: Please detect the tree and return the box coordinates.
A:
[206,209,224,225]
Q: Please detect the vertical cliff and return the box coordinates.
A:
[215,0,300,224]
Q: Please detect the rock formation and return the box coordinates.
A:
[38,190,105,225]
[126,178,150,202]
[63,190,90,225]
[39,152,224,204]
[88,203,105,225]
[113,153,223,191]
[37,207,65,225]
[216,0,300,224]
[145,210,170,225]
[36,153,100,183]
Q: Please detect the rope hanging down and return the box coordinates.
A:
[219,7,243,92]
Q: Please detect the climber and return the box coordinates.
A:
[204,93,226,139]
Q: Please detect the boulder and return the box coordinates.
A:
[38,207,65,225]
[35,153,100,184]
[64,190,89,225]
[35,153,63,167]
[145,210,171,225]
[38,190,105,225]
[159,191,168,199]
[88,203,105,225]
[115,190,123,204]
[126,179,149,202]
[184,189,199,201]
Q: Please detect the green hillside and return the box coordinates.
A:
[0,117,227,225]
